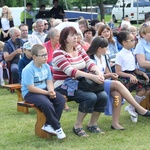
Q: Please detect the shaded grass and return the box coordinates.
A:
[0,87,150,150]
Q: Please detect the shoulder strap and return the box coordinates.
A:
[105,55,112,73]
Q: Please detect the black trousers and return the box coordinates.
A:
[24,91,65,130]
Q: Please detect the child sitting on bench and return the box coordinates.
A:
[21,44,66,140]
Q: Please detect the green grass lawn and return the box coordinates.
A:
[0,87,150,150]
[99,14,141,28]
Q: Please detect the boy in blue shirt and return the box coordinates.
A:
[21,44,66,139]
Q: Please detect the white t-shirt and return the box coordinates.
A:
[115,47,137,71]
[94,54,106,74]
[1,18,10,30]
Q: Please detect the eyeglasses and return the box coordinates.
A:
[36,53,48,58]
[125,39,135,42]
[44,23,48,25]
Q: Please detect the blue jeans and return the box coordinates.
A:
[24,91,65,130]
[55,85,108,113]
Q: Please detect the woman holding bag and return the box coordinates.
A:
[53,26,108,137]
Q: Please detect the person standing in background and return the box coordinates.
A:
[20,3,35,34]
[0,5,14,42]
[49,0,65,20]
[108,19,115,29]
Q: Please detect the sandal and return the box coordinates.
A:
[86,125,105,134]
[73,127,89,137]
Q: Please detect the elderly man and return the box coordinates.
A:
[32,19,47,43]
[19,24,42,44]
[3,27,24,83]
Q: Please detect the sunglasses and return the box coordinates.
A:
[142,22,150,27]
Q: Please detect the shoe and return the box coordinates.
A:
[86,125,105,134]
[139,110,150,117]
[55,128,66,139]
[111,125,125,130]
[0,79,5,86]
[130,113,138,123]
[124,105,136,117]
[73,127,89,137]
[41,124,56,135]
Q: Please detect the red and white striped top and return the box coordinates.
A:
[52,45,95,81]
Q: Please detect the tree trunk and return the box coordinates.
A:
[0,0,4,7]
[96,0,105,21]
[38,0,43,6]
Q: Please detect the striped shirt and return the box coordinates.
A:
[52,45,95,86]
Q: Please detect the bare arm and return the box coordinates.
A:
[134,69,149,82]
[27,84,49,95]
[104,65,118,80]
[3,48,22,62]
[116,64,138,84]
[136,54,150,68]
[46,80,56,99]
[75,65,105,84]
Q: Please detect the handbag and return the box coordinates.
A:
[77,76,104,92]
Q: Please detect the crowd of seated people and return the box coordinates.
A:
[2,2,150,141]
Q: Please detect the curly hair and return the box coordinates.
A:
[1,5,13,21]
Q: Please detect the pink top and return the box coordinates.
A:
[43,40,59,64]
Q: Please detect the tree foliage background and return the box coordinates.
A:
[0,0,118,20]
[0,0,117,7]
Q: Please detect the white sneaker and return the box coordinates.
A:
[130,113,138,123]
[124,105,136,117]
[55,128,66,140]
[41,124,56,135]
[0,79,5,86]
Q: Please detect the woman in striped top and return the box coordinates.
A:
[53,26,108,137]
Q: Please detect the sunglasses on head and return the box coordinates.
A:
[142,22,150,27]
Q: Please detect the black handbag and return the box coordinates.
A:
[77,76,104,92]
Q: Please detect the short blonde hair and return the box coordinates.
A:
[53,19,62,27]
[31,44,45,56]
[139,21,150,37]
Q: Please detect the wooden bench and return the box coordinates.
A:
[2,84,30,113]
[140,95,150,110]
[17,101,52,138]
[2,84,52,138]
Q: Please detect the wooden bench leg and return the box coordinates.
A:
[34,107,52,138]
[140,95,150,110]
[16,89,29,114]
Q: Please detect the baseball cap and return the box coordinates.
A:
[23,42,33,50]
